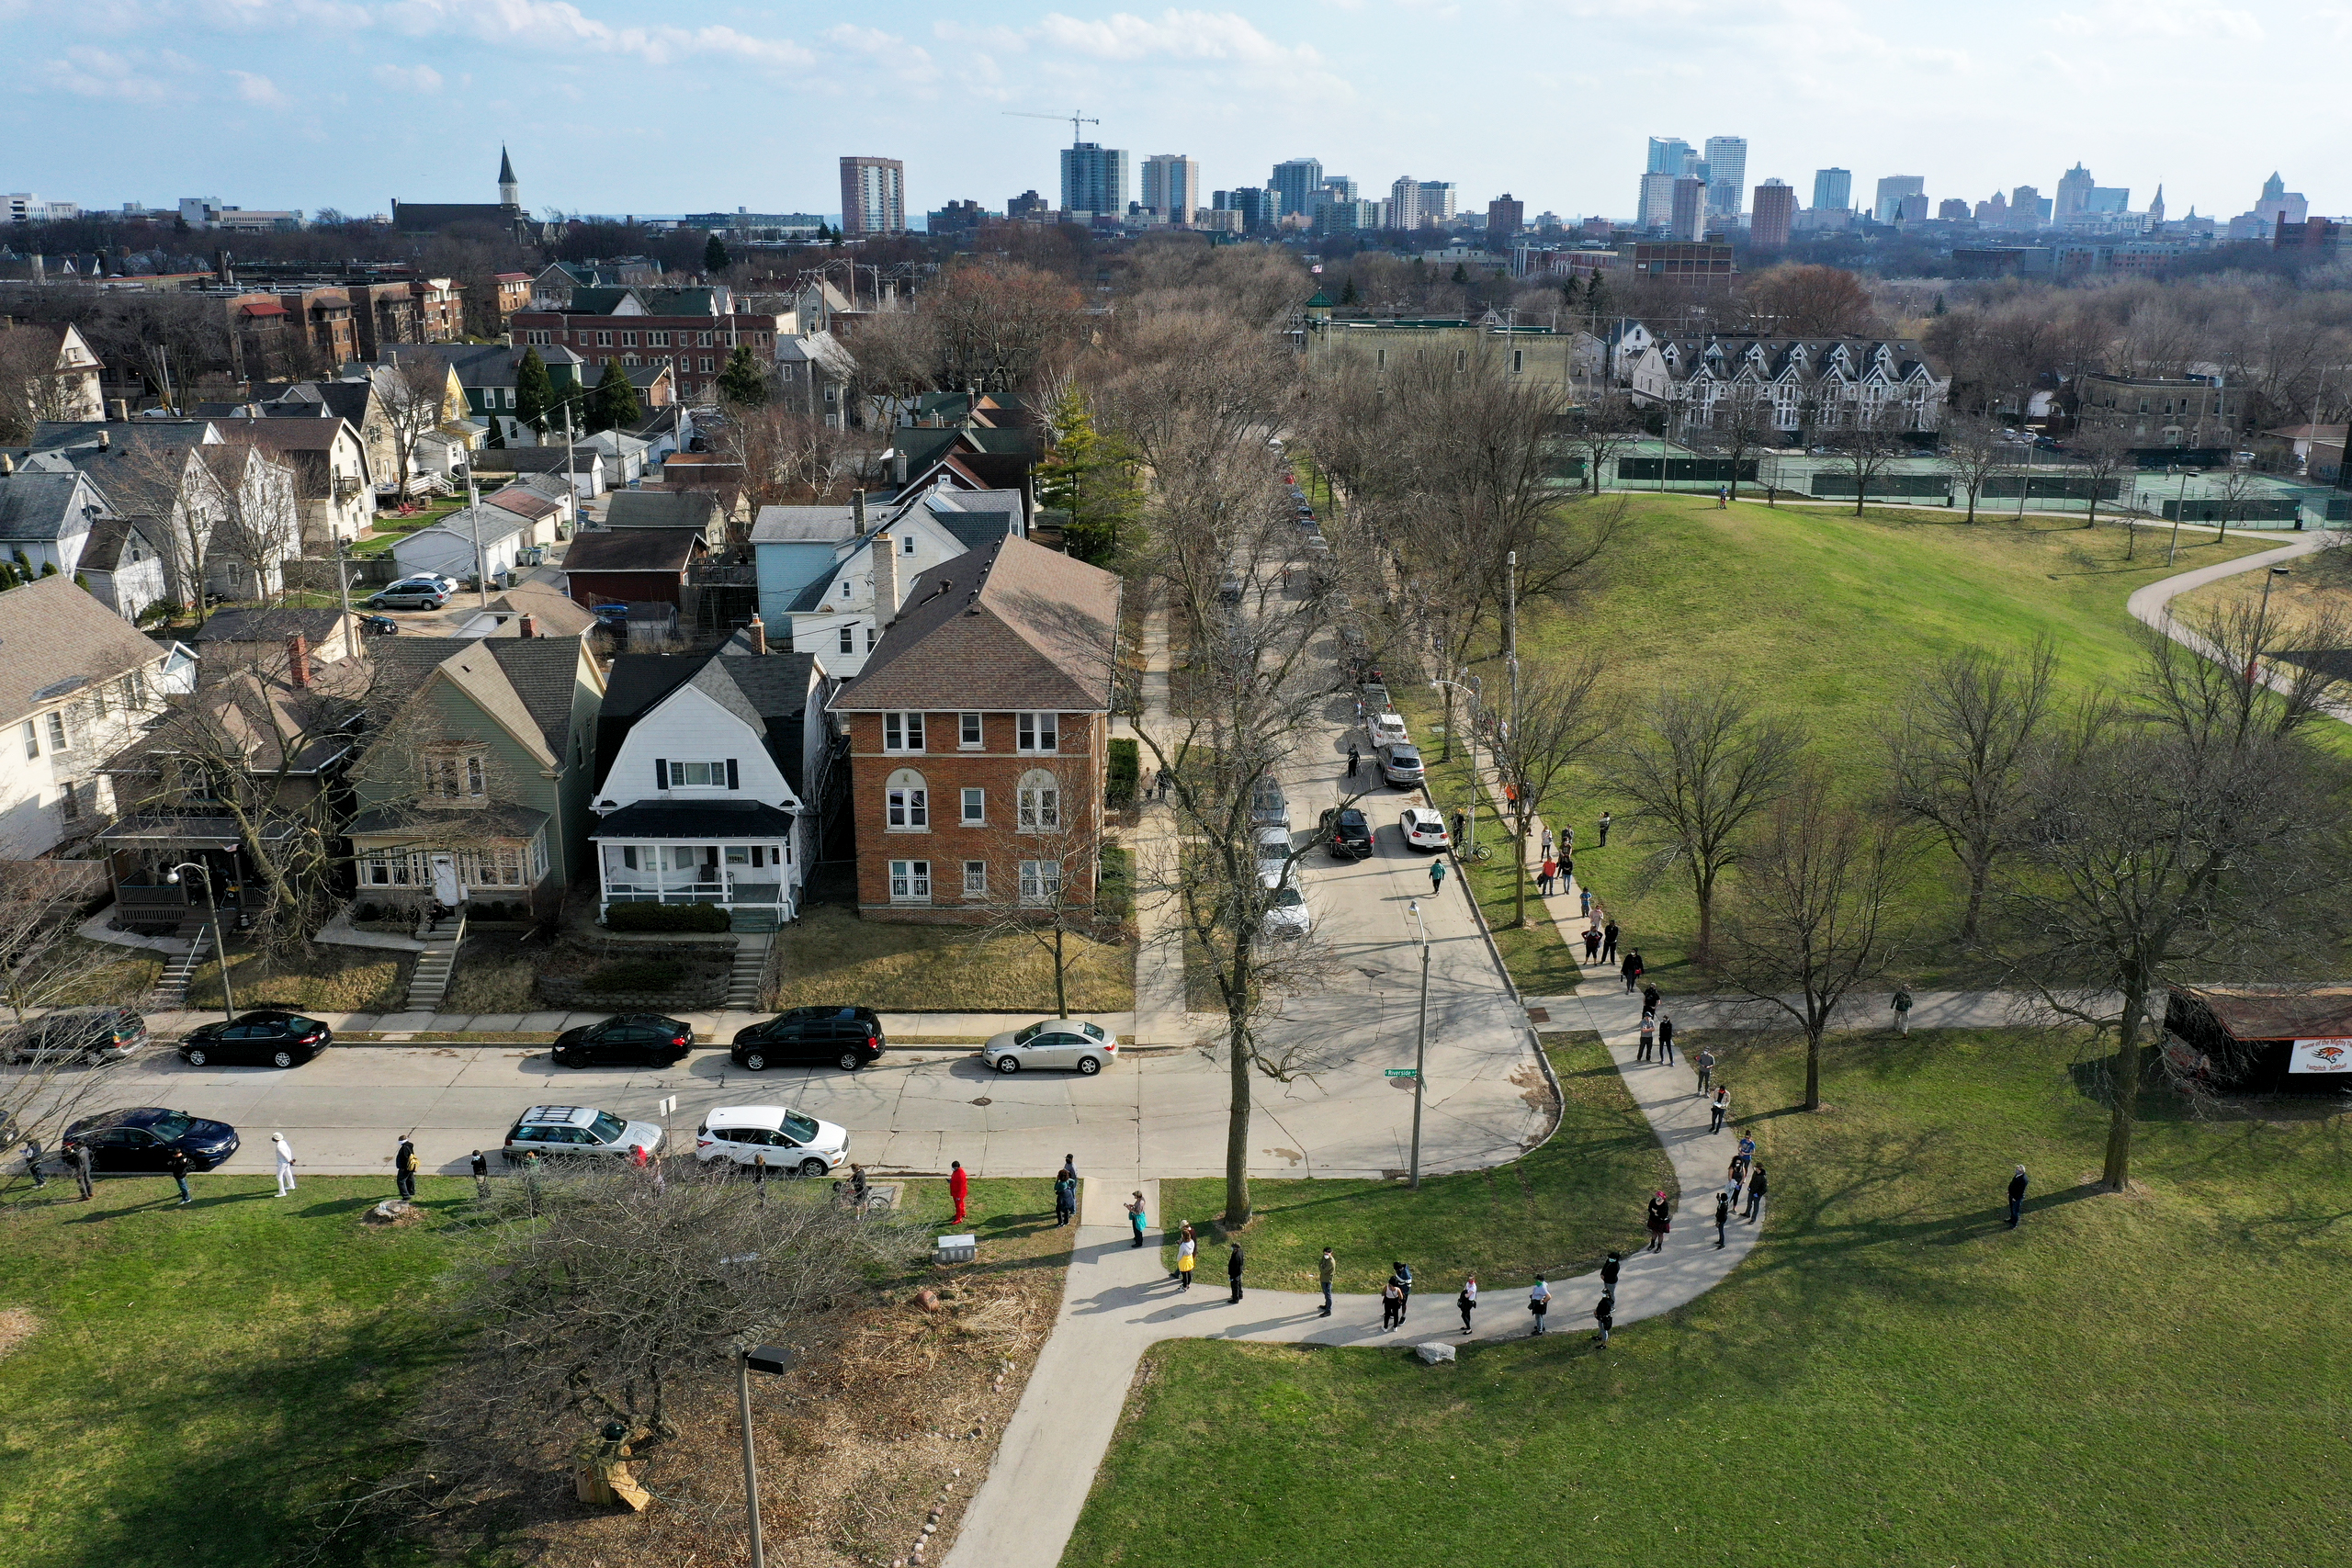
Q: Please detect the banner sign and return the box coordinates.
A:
[2288,1039,2352,1075]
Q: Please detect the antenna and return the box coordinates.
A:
[1001,109,1100,144]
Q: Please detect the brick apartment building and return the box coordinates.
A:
[828,535,1121,923]
[508,286,790,405]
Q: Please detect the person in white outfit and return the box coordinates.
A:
[272,1133,298,1196]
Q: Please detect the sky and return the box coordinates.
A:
[2,0,2339,225]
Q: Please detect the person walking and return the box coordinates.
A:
[1593,1292,1614,1347]
[1710,1086,1730,1134]
[1380,1280,1403,1331]
[1346,742,1361,778]
[1582,923,1601,962]
[1126,1189,1148,1248]
[1457,1274,1479,1335]
[1538,856,1557,897]
[394,1135,418,1201]
[752,1152,769,1204]
[1598,810,1612,847]
[21,1137,46,1190]
[1053,1174,1076,1227]
[1696,1046,1716,1094]
[1621,952,1639,995]
[1389,1260,1416,1322]
[272,1133,298,1197]
[1636,1013,1655,1062]
[1716,482,1729,509]
[1893,987,1914,1036]
[1657,1013,1676,1066]
[1645,1190,1673,1253]
[1563,825,1574,856]
[1318,1247,1336,1317]
[2007,1165,2029,1229]
[469,1149,490,1198]
[1429,860,1446,897]
[1559,852,1573,888]
[1726,1156,1745,1205]
[1540,826,1555,862]
[1744,1164,1769,1223]
[165,1145,192,1206]
[1642,982,1661,1014]
[1601,919,1620,964]
[1628,950,1647,989]
[1528,1278,1552,1336]
[1600,1250,1622,1302]
[66,1140,93,1201]
[1714,1188,1731,1248]
[948,1159,969,1224]
[1175,1227,1197,1290]
[1227,1242,1246,1303]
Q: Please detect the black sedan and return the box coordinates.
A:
[552,1014,695,1068]
[730,1006,886,1073]
[62,1106,240,1172]
[358,613,400,636]
[1323,806,1374,860]
[178,1010,334,1068]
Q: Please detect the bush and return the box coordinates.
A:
[354,901,378,922]
[605,901,730,932]
[582,957,682,994]
[1107,737,1140,807]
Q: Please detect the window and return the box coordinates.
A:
[1017,769,1060,830]
[623,354,640,367]
[19,720,35,760]
[901,535,916,555]
[665,760,732,787]
[885,768,928,829]
[596,331,613,346]
[888,859,931,901]
[650,331,669,347]
[840,580,853,600]
[466,755,484,795]
[1019,860,1060,906]
[959,713,983,748]
[1454,348,1467,371]
[698,331,714,348]
[621,332,637,347]
[429,751,487,800]
[838,624,854,654]
[961,787,986,825]
[963,860,988,897]
[883,712,924,752]
[526,329,549,345]
[1016,712,1057,752]
[864,626,876,651]
[700,356,715,373]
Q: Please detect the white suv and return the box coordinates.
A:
[694,1104,850,1178]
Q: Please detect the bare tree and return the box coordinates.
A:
[721,401,879,509]
[2206,466,2263,546]
[1558,388,1641,495]
[1825,408,1908,516]
[963,810,1122,1021]
[1939,414,2019,524]
[203,439,302,604]
[0,325,79,441]
[927,263,1083,397]
[2068,423,2140,531]
[1605,682,1805,965]
[1715,784,1910,1111]
[374,358,458,508]
[1490,651,1617,928]
[1702,380,1775,501]
[112,435,229,615]
[1886,642,2056,941]
[2140,595,2352,754]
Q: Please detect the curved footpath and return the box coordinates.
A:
[943,976,1752,1568]
[2125,531,2352,727]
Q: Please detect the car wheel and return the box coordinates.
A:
[271,1050,294,1068]
[836,1051,863,1072]
[798,1158,827,1179]
[1077,1055,1102,1077]
[562,1052,585,1068]
[742,1051,766,1071]
[185,1047,208,1066]
[995,1055,1021,1074]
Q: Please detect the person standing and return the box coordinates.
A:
[752,1152,769,1204]
[394,1134,418,1201]
[1559,852,1573,888]
[1380,1280,1403,1331]
[1598,810,1612,847]
[1059,1153,1080,1186]
[1710,1086,1730,1134]
[1657,1013,1676,1066]
[1053,1174,1075,1227]
[1579,886,1593,919]
[1175,1226,1197,1290]
[1893,987,1914,1035]
[1457,1274,1479,1335]
[1645,1190,1672,1252]
[1600,1250,1622,1302]
[1714,1188,1731,1248]
[1642,982,1661,1014]
[1429,860,1446,897]
[1716,482,1729,509]
[1528,1278,1552,1336]
[1227,1242,1246,1303]
[165,1145,192,1206]
[1582,923,1600,962]
[1726,1156,1745,1205]
[1636,1013,1655,1062]
[272,1133,298,1197]
[1737,1133,1757,1169]
[65,1140,93,1201]
[948,1159,969,1224]
[1125,1189,1148,1248]
[1745,1164,1769,1223]
[1390,1260,1415,1322]
[469,1149,490,1198]
[21,1138,46,1190]
[1591,1292,1613,1347]
[1346,742,1361,778]
[1451,809,1466,845]
[1601,919,1620,964]
[2007,1165,2029,1229]
[1541,826,1555,862]
[1318,1247,1336,1318]
[1695,1046,1716,1094]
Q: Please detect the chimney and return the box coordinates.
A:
[0,456,13,477]
[744,614,766,655]
[893,450,909,486]
[96,430,111,449]
[851,490,865,529]
[871,533,898,615]
[106,400,130,423]
[517,613,537,639]
[287,633,311,688]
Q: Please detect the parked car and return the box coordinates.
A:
[730,1007,885,1072]
[1322,805,1373,859]
[1378,742,1426,787]
[177,1010,333,1068]
[358,613,400,636]
[368,581,448,611]
[1255,826,1295,887]
[1217,578,1245,604]
[501,1104,662,1165]
[1261,884,1313,940]
[552,1014,695,1069]
[1359,681,1392,711]
[1400,807,1451,852]
[62,1106,240,1172]
[694,1103,850,1177]
[982,1019,1120,1076]
[1368,711,1410,749]
[1250,778,1291,831]
[4,1007,146,1065]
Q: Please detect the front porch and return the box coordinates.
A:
[96,818,273,934]
[347,805,553,917]
[593,799,802,930]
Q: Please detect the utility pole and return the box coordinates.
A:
[466,473,488,608]
[331,537,352,618]
[1505,549,1520,753]
[1408,899,1430,1190]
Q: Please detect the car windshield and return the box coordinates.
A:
[587,1111,630,1142]
[1272,888,1305,908]
[1339,812,1366,829]
[142,1112,194,1140]
[1014,1022,1045,1043]
[782,1111,820,1143]
[1080,1022,1106,1040]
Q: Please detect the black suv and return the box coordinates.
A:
[1323,806,1373,860]
[551,1014,695,1068]
[731,1007,886,1072]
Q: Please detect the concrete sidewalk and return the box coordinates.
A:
[130,1007,1137,1043]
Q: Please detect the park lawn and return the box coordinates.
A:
[1069,1027,2352,1568]
[1155,1032,1670,1293]
[767,906,1133,1013]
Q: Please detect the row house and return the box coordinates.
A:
[1617,333,1951,436]
[508,287,790,405]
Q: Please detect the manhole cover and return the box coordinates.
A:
[970,1096,992,1107]
[1526,1008,1551,1023]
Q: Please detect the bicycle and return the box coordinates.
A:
[1459,840,1493,864]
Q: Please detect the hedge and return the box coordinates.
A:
[1107,737,1140,807]
[605,902,731,932]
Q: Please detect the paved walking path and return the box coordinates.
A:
[1115,592,1216,1047]
[2125,531,2352,728]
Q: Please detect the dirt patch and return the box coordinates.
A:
[1510,1061,1561,1118]
[0,1306,37,1359]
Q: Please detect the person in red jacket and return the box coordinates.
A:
[948,1159,969,1224]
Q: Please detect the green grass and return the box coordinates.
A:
[351,502,464,558]
[1155,1032,1670,1292]
[1069,1029,2352,1567]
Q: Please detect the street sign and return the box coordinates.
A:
[1384,1067,1419,1079]
[658,1096,676,1118]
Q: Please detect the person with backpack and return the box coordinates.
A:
[1053,1173,1076,1227]
[1592,1292,1614,1347]
[1528,1278,1552,1336]
[469,1149,490,1197]
[1457,1274,1479,1335]
[1389,1261,1415,1322]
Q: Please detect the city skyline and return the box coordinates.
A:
[2,1,2336,222]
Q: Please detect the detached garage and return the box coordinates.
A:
[2163,984,2352,1095]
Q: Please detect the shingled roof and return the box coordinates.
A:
[0,576,170,720]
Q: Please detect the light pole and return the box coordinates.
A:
[2165,466,2191,565]
[2252,564,2293,685]
[165,862,234,1021]
[736,1343,795,1568]
[1430,675,1481,845]
[1406,898,1430,1190]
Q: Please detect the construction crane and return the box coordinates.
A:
[1001,109,1100,144]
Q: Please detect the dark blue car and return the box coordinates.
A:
[62,1107,240,1173]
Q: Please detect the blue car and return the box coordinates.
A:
[62,1106,240,1173]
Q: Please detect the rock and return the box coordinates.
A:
[1414,1342,1457,1365]
[364,1200,424,1227]
[914,1288,941,1313]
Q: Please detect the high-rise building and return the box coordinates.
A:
[1938,198,1972,220]
[1647,137,1695,175]
[2054,163,2095,220]
[2011,185,2049,226]
[1872,175,1925,224]
[2087,186,2131,215]
[1418,181,1457,226]
[1140,154,1203,224]
[1669,176,1708,241]
[1750,178,1794,250]
[1322,175,1358,203]
[1638,171,1678,230]
[1007,189,1049,219]
[1487,193,1525,240]
[839,156,906,235]
[1215,186,1281,231]
[1704,136,1748,218]
[1059,142,1128,215]
[1270,159,1324,222]
[2254,173,2306,226]
[1812,168,1851,211]
[1389,175,1424,232]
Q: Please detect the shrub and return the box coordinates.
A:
[1107,737,1140,807]
[605,901,730,932]
[582,958,682,994]
[354,901,378,922]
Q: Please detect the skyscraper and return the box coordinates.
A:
[1872,175,1925,224]
[839,156,906,235]
[1270,159,1324,222]
[1216,187,1281,231]
[1059,143,1128,215]
[1669,176,1708,241]
[1418,181,1457,225]
[1811,168,1851,211]
[1140,154,1202,224]
[1322,175,1358,203]
[2054,163,2095,221]
[1750,178,1794,250]
[1704,136,1748,218]
[1389,175,1423,231]
[1647,137,1695,175]
[1638,171,1678,230]
[1487,193,1524,240]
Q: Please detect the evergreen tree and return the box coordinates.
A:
[1560,276,1582,309]
[486,414,506,450]
[1932,293,1948,316]
[589,358,643,433]
[1037,382,1141,565]
[717,344,770,407]
[39,560,56,577]
[1337,275,1361,306]
[814,220,831,243]
[514,347,554,433]
[1583,275,1611,321]
[704,233,730,273]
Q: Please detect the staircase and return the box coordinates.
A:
[726,931,773,1010]
[403,908,466,1013]
[152,913,215,1009]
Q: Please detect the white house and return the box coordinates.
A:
[1,323,105,422]
[589,639,832,930]
[76,516,168,623]
[390,504,534,585]
[0,466,107,581]
[576,429,650,485]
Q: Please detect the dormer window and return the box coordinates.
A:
[427,750,488,804]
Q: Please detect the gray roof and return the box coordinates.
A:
[78,514,159,573]
[366,634,588,758]
[562,529,703,573]
[598,647,822,795]
[751,505,858,544]
[0,470,104,543]
[194,606,352,645]
[592,799,799,840]
[402,505,532,550]
[605,490,720,530]
[0,576,171,719]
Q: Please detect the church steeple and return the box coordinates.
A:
[498,145,519,209]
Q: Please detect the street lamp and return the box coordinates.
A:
[1429,674,1481,842]
[164,862,234,1021]
[2259,562,2293,620]
[2165,465,2192,565]
[736,1343,796,1568]
[1405,898,1430,1190]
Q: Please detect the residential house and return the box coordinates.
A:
[605,487,723,546]
[454,581,604,641]
[0,576,187,861]
[76,516,169,622]
[0,323,104,421]
[828,534,1121,922]
[345,632,605,918]
[17,422,242,604]
[192,606,366,670]
[0,464,110,581]
[469,446,607,501]
[492,272,534,323]
[508,286,792,405]
[266,378,400,493]
[384,343,587,429]
[773,331,856,429]
[209,415,375,545]
[1611,333,1951,437]
[508,470,580,525]
[2074,372,2237,448]
[195,441,300,596]
[576,428,652,485]
[560,527,706,613]
[485,484,565,537]
[390,503,539,585]
[588,634,832,926]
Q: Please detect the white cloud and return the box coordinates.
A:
[40,45,173,101]
[370,61,443,91]
[1035,9,1315,64]
[378,0,813,66]
[229,68,288,105]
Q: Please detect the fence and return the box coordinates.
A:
[1615,457,1759,483]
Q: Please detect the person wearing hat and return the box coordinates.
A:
[1125,1189,1148,1248]
[2007,1165,2029,1229]
[271,1133,298,1197]
[469,1149,491,1198]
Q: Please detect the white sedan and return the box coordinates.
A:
[983,1019,1121,1076]
[1261,884,1313,940]
[1401,807,1451,852]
